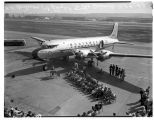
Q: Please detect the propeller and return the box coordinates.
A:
[90,49,110,62]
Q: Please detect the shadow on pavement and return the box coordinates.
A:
[5,65,43,77]
[5,56,141,94]
[5,59,74,78]
[127,101,142,113]
[127,100,140,106]
[86,66,141,94]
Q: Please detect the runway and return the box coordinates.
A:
[4,20,152,116]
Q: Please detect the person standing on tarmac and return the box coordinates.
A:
[109,64,112,75]
[115,65,118,77]
[121,69,126,81]
[118,68,121,78]
[119,68,123,79]
[112,64,115,76]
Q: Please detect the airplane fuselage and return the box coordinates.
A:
[37,36,118,59]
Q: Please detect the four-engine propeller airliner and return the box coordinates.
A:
[30,22,152,70]
[11,23,152,71]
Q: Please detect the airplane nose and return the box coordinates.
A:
[38,50,49,59]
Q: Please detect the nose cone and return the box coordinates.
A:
[38,49,49,59]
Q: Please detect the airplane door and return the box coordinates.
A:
[99,40,104,48]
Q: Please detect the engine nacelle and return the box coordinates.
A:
[96,50,112,62]
[75,49,91,60]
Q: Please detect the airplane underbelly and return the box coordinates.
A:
[49,51,73,58]
[38,49,74,59]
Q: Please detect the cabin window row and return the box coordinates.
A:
[70,41,99,48]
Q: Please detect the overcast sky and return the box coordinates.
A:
[5,2,152,14]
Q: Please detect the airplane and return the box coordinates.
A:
[30,22,152,70]
[10,23,152,71]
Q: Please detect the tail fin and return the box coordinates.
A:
[110,22,118,39]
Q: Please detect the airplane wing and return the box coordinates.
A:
[109,53,152,58]
[31,37,47,42]
[86,49,152,62]
[31,37,47,45]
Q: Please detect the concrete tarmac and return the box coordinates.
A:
[4,31,152,116]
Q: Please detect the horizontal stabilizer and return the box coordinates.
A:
[114,41,134,45]
[110,53,152,58]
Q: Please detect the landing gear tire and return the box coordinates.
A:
[43,64,48,71]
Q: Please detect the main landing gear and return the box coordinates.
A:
[43,64,48,71]
[42,59,53,71]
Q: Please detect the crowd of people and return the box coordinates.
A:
[77,102,103,116]
[4,106,42,117]
[126,86,152,117]
[65,63,116,104]
[109,64,125,80]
